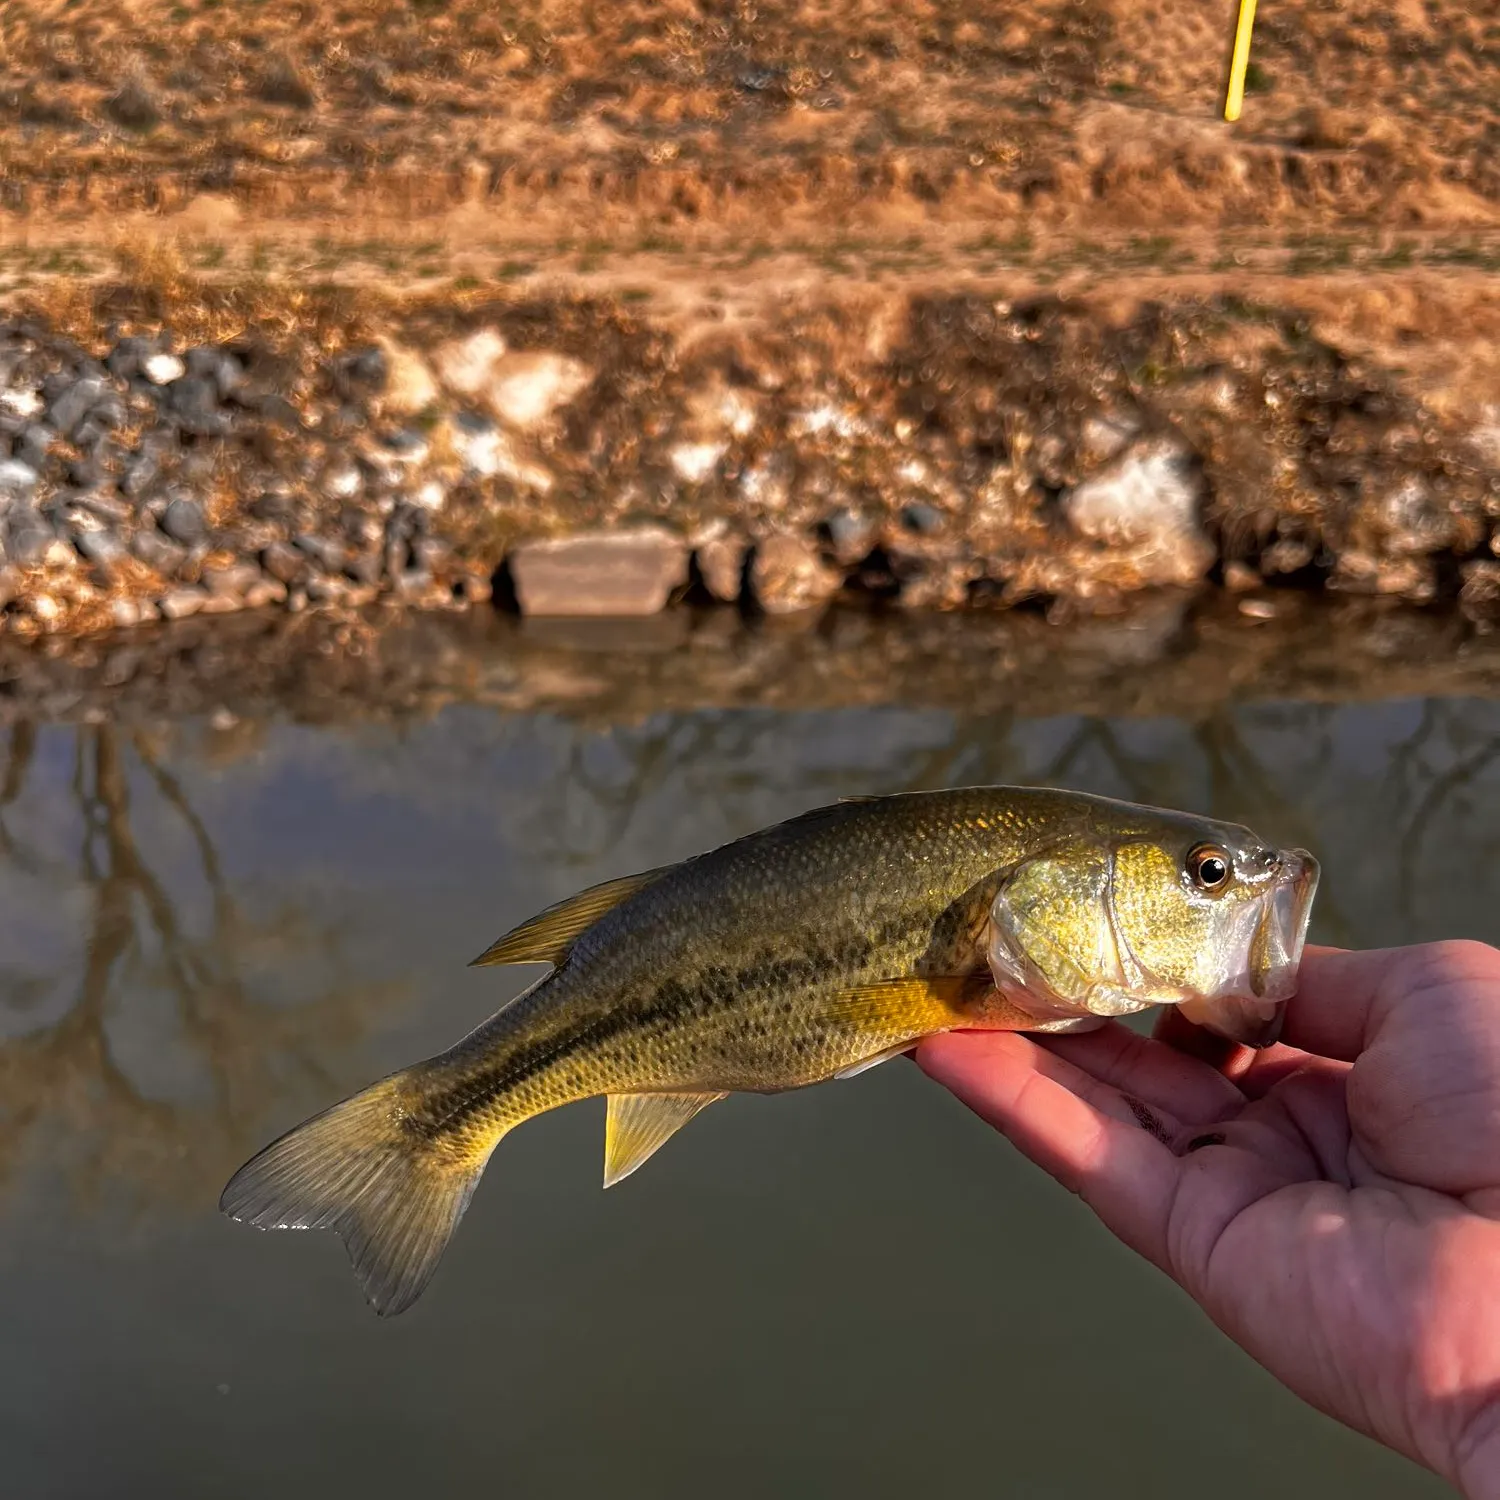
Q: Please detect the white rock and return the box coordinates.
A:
[376,338,440,416]
[433,327,508,398]
[485,351,593,430]
[1079,412,1139,466]
[450,421,552,492]
[1062,438,1213,588]
[1064,438,1204,548]
[0,388,43,419]
[322,462,362,500]
[454,422,503,478]
[793,402,864,440]
[0,459,39,494]
[143,352,187,385]
[670,441,726,485]
[413,480,446,511]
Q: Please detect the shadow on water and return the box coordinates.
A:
[0,608,1494,1499]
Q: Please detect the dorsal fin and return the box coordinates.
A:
[468,867,668,969]
[603,1092,725,1188]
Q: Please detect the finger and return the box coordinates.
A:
[915,1031,1187,1270]
[1151,1006,1257,1077]
[1036,1021,1246,1126]
[1229,1043,1349,1100]
[1279,942,1500,1061]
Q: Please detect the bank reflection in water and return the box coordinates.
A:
[0,694,1492,1499]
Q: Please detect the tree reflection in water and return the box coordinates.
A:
[0,722,406,1219]
[0,691,1496,1220]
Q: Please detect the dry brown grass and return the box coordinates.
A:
[0,0,1492,247]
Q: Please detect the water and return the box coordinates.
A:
[1,640,1496,1498]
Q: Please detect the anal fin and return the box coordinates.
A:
[603,1091,724,1188]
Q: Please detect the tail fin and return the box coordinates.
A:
[220,1071,501,1317]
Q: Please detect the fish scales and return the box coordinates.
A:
[220,785,1318,1316]
[416,792,1023,1134]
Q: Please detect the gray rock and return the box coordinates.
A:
[510,527,689,617]
[899,502,945,536]
[131,529,187,575]
[161,497,208,545]
[5,510,54,566]
[0,458,39,498]
[121,447,161,500]
[256,394,304,431]
[294,533,346,574]
[47,377,106,439]
[73,528,126,569]
[14,424,53,472]
[166,376,230,436]
[158,587,208,621]
[75,492,132,524]
[824,508,877,565]
[81,391,127,434]
[379,429,431,465]
[249,490,295,522]
[261,540,308,584]
[186,346,242,401]
[342,345,387,390]
[67,455,107,490]
[107,337,155,382]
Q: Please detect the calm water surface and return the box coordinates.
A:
[1,682,1496,1499]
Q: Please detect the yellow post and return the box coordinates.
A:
[1224,0,1259,122]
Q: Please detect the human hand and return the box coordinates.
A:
[916,942,1500,1497]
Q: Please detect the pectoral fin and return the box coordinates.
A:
[603,1091,726,1188]
[470,867,668,968]
[822,973,1002,1031]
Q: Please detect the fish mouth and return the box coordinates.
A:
[1177,848,1320,1048]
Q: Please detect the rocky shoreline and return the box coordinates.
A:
[1,285,1498,639]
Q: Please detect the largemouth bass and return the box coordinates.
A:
[221,786,1318,1315]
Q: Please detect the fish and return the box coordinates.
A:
[220,785,1318,1315]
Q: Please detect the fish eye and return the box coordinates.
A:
[1187,844,1232,893]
